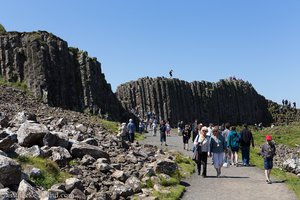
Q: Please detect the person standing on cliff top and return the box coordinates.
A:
[169,70,173,78]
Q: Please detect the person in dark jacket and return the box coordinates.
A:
[160,120,167,146]
[240,124,255,166]
[182,125,191,150]
[261,135,276,184]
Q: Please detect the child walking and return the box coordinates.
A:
[261,135,276,184]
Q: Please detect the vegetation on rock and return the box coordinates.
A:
[0,75,30,95]
[0,23,6,33]
[16,156,71,189]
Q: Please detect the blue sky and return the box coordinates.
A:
[1,0,300,105]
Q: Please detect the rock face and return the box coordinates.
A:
[0,31,126,121]
[116,77,273,125]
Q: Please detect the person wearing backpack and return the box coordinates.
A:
[227,126,240,166]
[240,124,255,166]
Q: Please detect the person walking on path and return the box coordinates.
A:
[166,121,171,136]
[182,125,191,150]
[261,135,276,184]
[193,123,203,142]
[152,120,157,136]
[193,126,210,177]
[127,119,136,143]
[210,126,226,177]
[240,124,255,166]
[160,120,168,146]
[221,122,231,166]
[227,126,240,166]
[178,121,184,136]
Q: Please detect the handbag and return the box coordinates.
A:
[192,139,204,162]
[192,145,199,161]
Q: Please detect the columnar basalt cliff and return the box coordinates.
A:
[116,77,273,125]
[0,31,126,120]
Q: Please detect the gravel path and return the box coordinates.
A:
[141,129,298,200]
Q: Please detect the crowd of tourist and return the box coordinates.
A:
[118,116,276,184]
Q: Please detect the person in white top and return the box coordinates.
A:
[193,126,211,177]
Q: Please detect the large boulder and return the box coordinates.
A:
[43,132,69,148]
[70,189,86,200]
[9,112,37,127]
[0,188,15,200]
[0,134,17,151]
[50,147,72,166]
[14,145,43,157]
[17,180,39,200]
[0,155,21,187]
[65,178,84,193]
[111,183,134,199]
[111,170,127,183]
[0,113,9,128]
[0,131,9,140]
[154,159,178,176]
[125,176,142,193]
[70,143,109,159]
[17,122,49,147]
[283,158,300,174]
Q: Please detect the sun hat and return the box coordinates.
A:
[266,135,272,141]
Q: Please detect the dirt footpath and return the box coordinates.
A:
[141,129,298,200]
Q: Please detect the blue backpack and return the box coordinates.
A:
[230,131,240,148]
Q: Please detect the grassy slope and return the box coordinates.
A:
[16,156,71,189]
[249,123,300,199]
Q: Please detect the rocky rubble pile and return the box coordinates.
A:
[274,144,300,177]
[0,86,179,200]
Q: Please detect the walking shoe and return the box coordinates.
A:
[165,144,168,146]
[266,180,272,184]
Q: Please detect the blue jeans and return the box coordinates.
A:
[242,146,250,165]
[128,132,135,143]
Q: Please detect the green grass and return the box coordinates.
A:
[252,123,300,148]
[68,159,78,166]
[0,75,30,95]
[150,152,194,199]
[153,185,185,200]
[0,23,6,33]
[160,177,180,187]
[174,152,195,178]
[99,119,119,133]
[16,156,71,189]
[135,133,146,141]
[249,123,300,199]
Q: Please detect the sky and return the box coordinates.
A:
[1,0,300,105]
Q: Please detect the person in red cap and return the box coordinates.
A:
[260,135,276,184]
